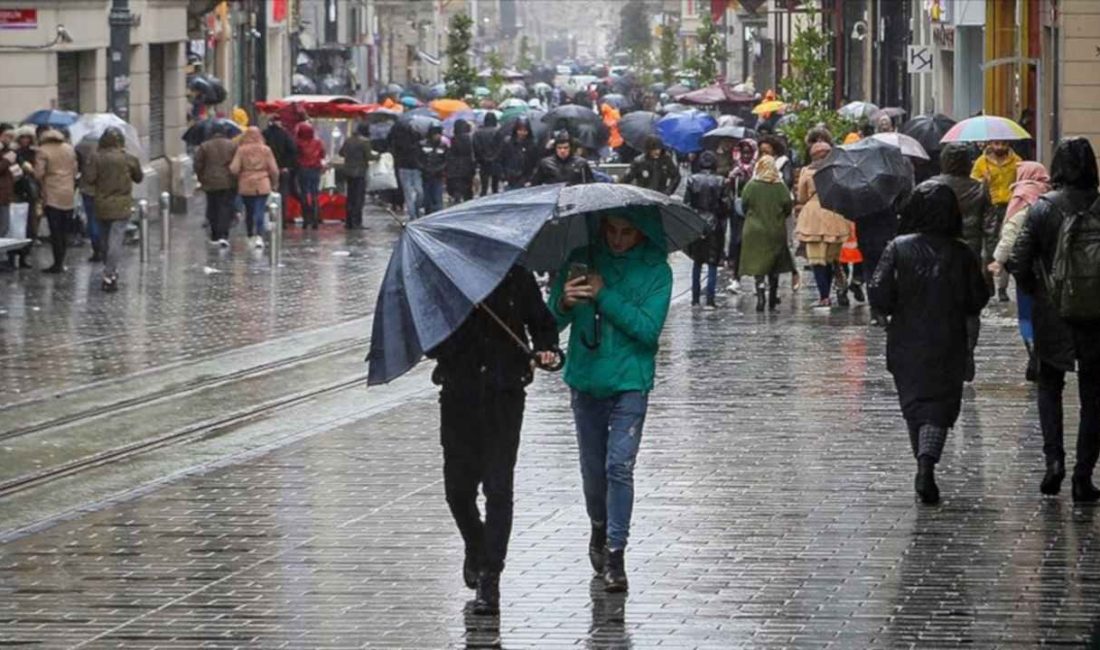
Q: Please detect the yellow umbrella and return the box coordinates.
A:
[430,99,471,119]
[751,100,786,116]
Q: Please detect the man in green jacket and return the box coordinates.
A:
[547,209,673,593]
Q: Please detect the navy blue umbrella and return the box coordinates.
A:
[366,183,708,385]
[655,110,717,154]
[24,109,79,128]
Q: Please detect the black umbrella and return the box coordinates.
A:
[701,126,758,148]
[900,113,956,156]
[188,74,227,105]
[385,83,404,96]
[659,103,691,115]
[542,105,600,130]
[397,111,442,136]
[666,84,691,97]
[571,121,610,151]
[814,138,914,219]
[618,111,660,151]
[501,108,548,141]
[182,117,242,146]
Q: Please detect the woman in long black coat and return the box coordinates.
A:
[869,181,990,504]
[445,119,477,204]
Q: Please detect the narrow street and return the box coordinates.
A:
[2,211,1089,646]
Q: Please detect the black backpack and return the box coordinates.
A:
[1047,196,1100,323]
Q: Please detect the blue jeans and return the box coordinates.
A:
[692,262,717,303]
[298,168,322,224]
[422,175,444,215]
[398,168,423,220]
[241,195,268,237]
[571,390,649,551]
[82,193,99,250]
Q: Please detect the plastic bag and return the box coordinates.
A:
[367,153,398,191]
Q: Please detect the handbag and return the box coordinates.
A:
[8,202,29,239]
[367,153,398,191]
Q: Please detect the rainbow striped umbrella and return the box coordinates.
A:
[940,115,1031,143]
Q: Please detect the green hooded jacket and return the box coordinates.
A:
[548,208,673,398]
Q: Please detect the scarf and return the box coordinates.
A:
[754,155,781,184]
[1004,161,1051,219]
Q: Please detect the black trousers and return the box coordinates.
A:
[44,206,73,268]
[1039,360,1100,478]
[478,167,500,196]
[440,388,525,574]
[345,176,366,228]
[206,189,235,240]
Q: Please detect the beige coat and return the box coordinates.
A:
[34,130,78,210]
[229,127,278,196]
[794,166,850,244]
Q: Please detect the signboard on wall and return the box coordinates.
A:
[908,46,934,74]
[268,0,287,25]
[0,8,37,29]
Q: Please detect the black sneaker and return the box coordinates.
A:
[589,523,607,575]
[463,550,480,590]
[998,288,1010,303]
[473,572,500,615]
[604,550,628,593]
[101,275,119,293]
[849,283,866,303]
[1072,477,1100,503]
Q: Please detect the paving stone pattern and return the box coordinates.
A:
[0,207,400,403]
[1,284,1097,648]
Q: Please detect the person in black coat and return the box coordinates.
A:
[389,120,425,220]
[621,135,681,195]
[869,181,990,504]
[338,122,377,230]
[445,119,476,204]
[500,117,540,189]
[683,151,729,307]
[530,131,594,186]
[1010,137,1100,501]
[426,266,560,616]
[420,125,448,215]
[263,115,298,211]
[472,112,504,196]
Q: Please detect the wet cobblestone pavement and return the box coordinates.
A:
[4,236,1098,648]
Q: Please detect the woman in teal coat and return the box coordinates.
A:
[739,155,794,312]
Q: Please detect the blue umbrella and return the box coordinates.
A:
[428,83,448,99]
[24,109,79,128]
[366,183,709,385]
[655,110,717,154]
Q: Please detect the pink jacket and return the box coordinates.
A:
[230,127,278,196]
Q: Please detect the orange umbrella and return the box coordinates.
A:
[430,99,471,119]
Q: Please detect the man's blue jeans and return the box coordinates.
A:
[571,389,648,551]
[398,168,423,220]
[422,175,444,215]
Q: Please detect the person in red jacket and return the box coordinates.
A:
[295,123,326,229]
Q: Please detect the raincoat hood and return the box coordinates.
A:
[38,129,65,145]
[509,116,531,138]
[295,122,315,140]
[482,112,498,127]
[939,142,972,177]
[899,180,962,238]
[1050,137,1099,190]
[99,127,124,150]
[240,126,263,146]
[453,119,472,136]
[232,107,250,128]
[596,206,668,265]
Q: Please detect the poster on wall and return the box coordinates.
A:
[0,8,37,29]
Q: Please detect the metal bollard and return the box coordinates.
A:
[137,199,149,263]
[159,191,171,252]
[267,192,283,266]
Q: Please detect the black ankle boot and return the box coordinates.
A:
[1040,459,1066,496]
[589,523,608,575]
[604,549,628,593]
[463,549,480,589]
[1072,476,1100,503]
[755,287,766,313]
[915,457,939,504]
[473,571,500,615]
[836,290,850,307]
[768,285,779,311]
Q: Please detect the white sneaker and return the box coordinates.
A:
[207,239,220,248]
[727,279,741,294]
[217,238,230,248]
[253,236,265,249]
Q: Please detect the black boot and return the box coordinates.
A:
[836,289,850,307]
[767,283,779,312]
[755,286,766,313]
[463,548,480,590]
[1072,476,1100,503]
[915,457,939,504]
[604,549,628,593]
[589,523,608,575]
[473,571,500,615]
[849,282,866,303]
[1040,458,1066,496]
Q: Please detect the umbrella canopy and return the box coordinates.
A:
[398,110,443,136]
[814,138,913,219]
[384,83,404,96]
[677,84,755,106]
[655,110,718,154]
[68,113,145,160]
[900,114,955,155]
[702,126,759,148]
[542,104,600,131]
[400,95,421,108]
[751,100,786,116]
[716,114,745,127]
[182,117,242,146]
[658,103,692,115]
[502,83,528,99]
[618,111,661,151]
[427,83,448,99]
[571,121,610,151]
[366,108,401,123]
[838,101,880,120]
[532,82,552,94]
[472,108,503,126]
[366,183,709,385]
[474,86,491,97]
[429,98,471,119]
[500,104,530,123]
[649,82,667,93]
[870,107,907,122]
[940,115,1031,143]
[666,84,691,97]
[600,93,628,109]
[871,132,930,160]
[443,110,477,138]
[499,97,528,110]
[23,109,79,128]
[500,109,548,141]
